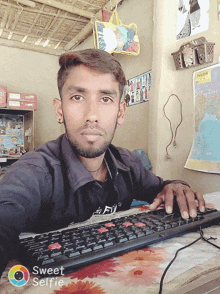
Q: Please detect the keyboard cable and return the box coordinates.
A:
[158,226,220,294]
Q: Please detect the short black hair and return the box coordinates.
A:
[57,49,126,99]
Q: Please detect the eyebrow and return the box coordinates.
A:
[66,86,86,93]
[99,89,118,96]
[66,86,118,97]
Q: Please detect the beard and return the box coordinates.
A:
[64,120,118,158]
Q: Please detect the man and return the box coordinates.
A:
[0,49,205,277]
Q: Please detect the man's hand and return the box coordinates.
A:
[149,183,205,219]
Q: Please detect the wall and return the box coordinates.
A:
[149,0,220,194]
[0,46,62,147]
[76,0,154,154]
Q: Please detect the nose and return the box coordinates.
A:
[85,100,98,123]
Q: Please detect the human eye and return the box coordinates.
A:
[70,94,83,101]
[101,96,113,103]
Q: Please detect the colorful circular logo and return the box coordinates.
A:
[8,265,29,287]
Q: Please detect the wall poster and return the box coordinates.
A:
[125,71,151,107]
[185,64,220,174]
[176,0,209,40]
[218,0,220,20]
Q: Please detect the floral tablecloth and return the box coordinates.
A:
[1,192,220,294]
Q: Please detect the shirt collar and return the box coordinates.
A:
[61,135,130,193]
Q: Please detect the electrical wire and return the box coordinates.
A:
[158,227,220,294]
[163,94,183,159]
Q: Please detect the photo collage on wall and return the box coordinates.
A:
[125,71,151,107]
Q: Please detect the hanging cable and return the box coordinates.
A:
[163,94,183,159]
[158,227,220,294]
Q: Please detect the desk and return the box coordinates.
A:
[0,192,220,294]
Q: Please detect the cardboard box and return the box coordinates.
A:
[7,92,37,102]
[0,86,7,108]
[7,99,37,110]
[7,92,37,110]
[21,93,37,102]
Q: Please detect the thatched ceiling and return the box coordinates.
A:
[0,0,124,55]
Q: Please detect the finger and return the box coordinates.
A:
[149,194,164,210]
[174,188,190,219]
[195,192,205,212]
[163,184,189,217]
[163,187,175,214]
[184,189,197,218]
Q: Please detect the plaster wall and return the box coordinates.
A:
[0,46,62,147]
[149,0,220,194]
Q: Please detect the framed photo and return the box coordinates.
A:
[125,70,151,107]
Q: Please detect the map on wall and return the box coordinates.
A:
[176,0,209,40]
[185,64,220,173]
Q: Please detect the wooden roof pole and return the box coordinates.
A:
[12,0,36,8]
[32,0,94,19]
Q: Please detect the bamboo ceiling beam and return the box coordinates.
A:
[0,1,88,22]
[12,0,36,8]
[1,6,10,28]
[32,0,94,19]
[0,37,64,55]
[2,26,68,43]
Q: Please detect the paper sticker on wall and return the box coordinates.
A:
[176,0,209,40]
[125,71,152,107]
[195,69,211,84]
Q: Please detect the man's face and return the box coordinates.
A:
[54,65,125,158]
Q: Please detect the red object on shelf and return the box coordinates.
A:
[7,92,37,110]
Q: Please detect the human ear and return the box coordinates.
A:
[53,98,64,124]
[117,101,126,125]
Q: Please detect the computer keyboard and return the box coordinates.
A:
[18,207,220,276]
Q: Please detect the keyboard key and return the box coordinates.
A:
[98,228,109,234]
[128,234,137,240]
[81,248,92,254]
[65,251,80,258]
[51,251,62,257]
[105,222,115,228]
[103,241,114,247]
[41,258,55,265]
[93,244,103,250]
[48,243,62,250]
[118,236,128,243]
[123,222,133,227]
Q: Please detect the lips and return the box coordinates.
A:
[81,129,103,142]
[81,130,102,136]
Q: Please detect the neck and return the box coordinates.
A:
[79,154,107,181]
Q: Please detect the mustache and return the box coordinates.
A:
[78,123,105,136]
